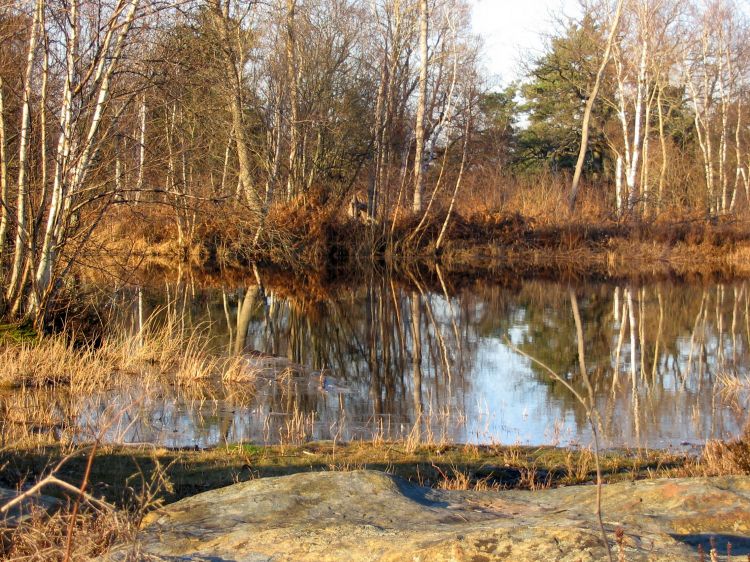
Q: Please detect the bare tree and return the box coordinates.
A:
[412,0,429,213]
[209,0,265,217]
[569,0,624,212]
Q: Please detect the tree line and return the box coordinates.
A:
[0,0,749,324]
[513,0,750,216]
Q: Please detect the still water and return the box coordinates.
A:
[17,274,750,450]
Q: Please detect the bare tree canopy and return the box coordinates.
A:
[2,0,750,323]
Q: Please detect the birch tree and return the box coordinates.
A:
[412,0,429,213]
[209,0,265,216]
[569,0,624,211]
[0,0,144,322]
[684,0,749,215]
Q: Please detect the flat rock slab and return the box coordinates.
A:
[0,486,59,528]
[108,471,750,561]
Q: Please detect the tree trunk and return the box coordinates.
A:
[7,0,41,304]
[35,0,140,316]
[569,0,624,211]
[135,94,147,203]
[286,0,300,202]
[657,86,667,209]
[626,40,648,212]
[412,0,428,213]
[211,1,264,216]
[0,78,8,269]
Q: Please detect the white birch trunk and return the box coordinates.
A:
[626,40,648,212]
[135,94,147,203]
[657,85,667,209]
[286,0,300,201]
[0,78,8,265]
[615,153,623,216]
[569,0,624,210]
[35,0,140,313]
[731,97,742,212]
[7,0,41,303]
[412,0,428,213]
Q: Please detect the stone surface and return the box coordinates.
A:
[0,486,59,527]
[108,471,750,561]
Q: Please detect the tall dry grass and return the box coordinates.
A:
[700,415,750,476]
[458,169,611,226]
[0,337,112,391]
[2,504,135,561]
[1,444,175,561]
[0,311,259,393]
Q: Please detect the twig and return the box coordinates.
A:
[506,336,614,562]
[64,440,100,562]
[0,474,114,517]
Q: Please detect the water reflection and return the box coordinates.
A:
[6,274,750,449]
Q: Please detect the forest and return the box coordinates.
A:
[1,0,750,324]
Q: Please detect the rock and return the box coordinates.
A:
[107,471,750,561]
[0,486,59,528]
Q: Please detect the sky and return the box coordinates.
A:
[470,0,582,86]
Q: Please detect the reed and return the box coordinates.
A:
[0,336,112,391]
[0,445,174,562]
[0,311,243,393]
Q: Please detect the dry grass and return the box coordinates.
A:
[0,313,245,392]
[458,170,609,226]
[88,165,750,283]
[433,464,501,491]
[103,313,208,376]
[2,504,136,561]
[701,438,750,476]
[0,337,113,391]
[1,440,174,561]
[0,313,260,454]
[715,371,750,393]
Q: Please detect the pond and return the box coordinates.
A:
[10,271,750,450]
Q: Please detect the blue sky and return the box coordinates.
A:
[470,0,582,86]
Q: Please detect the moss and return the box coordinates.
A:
[0,321,37,344]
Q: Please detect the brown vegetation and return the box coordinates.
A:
[3,0,750,325]
[0,314,256,392]
[94,185,750,284]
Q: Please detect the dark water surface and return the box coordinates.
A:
[15,274,750,450]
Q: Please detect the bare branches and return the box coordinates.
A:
[570,0,624,213]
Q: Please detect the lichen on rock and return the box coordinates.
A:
[106,471,750,561]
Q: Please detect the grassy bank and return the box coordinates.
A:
[1,437,749,559]
[4,440,749,508]
[97,203,750,281]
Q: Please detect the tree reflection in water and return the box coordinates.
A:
[6,275,748,449]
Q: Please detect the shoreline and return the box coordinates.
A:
[97,213,750,287]
[1,440,742,509]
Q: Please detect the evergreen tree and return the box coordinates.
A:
[517,15,615,176]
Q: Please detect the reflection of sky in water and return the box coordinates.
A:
[15,280,750,449]
[464,340,539,444]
